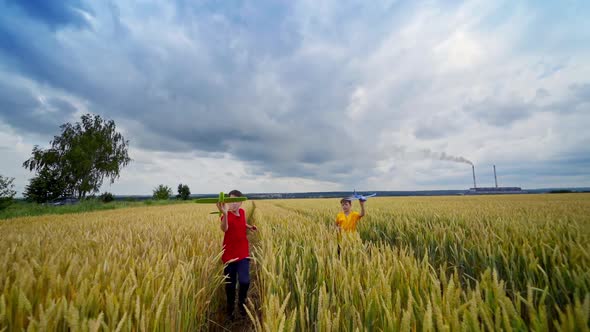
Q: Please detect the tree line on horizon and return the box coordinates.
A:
[0,114,194,211]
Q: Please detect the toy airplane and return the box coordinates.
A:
[195,192,248,215]
[349,190,376,202]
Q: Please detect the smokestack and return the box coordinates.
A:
[472,164,477,189]
[493,165,498,188]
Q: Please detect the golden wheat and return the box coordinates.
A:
[1,194,589,331]
[252,194,590,331]
[0,204,227,331]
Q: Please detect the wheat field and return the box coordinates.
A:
[0,204,227,331]
[1,194,589,331]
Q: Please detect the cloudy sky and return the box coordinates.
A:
[1,0,589,195]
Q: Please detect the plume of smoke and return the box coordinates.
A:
[380,145,473,166]
[420,149,473,165]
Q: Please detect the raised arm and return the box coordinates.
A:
[217,202,229,232]
[359,200,366,217]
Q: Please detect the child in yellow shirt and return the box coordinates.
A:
[336,197,366,232]
[336,197,366,256]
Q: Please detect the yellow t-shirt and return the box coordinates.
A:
[336,211,362,232]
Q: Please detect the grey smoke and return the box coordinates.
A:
[420,149,473,165]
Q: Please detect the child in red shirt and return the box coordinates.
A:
[216,190,257,319]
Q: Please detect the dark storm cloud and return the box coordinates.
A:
[0,0,392,185]
[0,81,77,135]
[0,13,96,99]
[3,0,92,29]
[1,0,589,190]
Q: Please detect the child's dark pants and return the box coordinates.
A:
[224,259,250,316]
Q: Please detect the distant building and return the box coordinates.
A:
[466,187,526,195]
[466,165,526,194]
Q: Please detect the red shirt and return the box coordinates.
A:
[221,208,250,263]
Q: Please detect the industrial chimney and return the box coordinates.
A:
[466,164,525,194]
[493,165,498,188]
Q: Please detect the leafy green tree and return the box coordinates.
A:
[23,168,70,203]
[23,114,131,199]
[177,184,191,200]
[100,192,115,203]
[0,175,16,210]
[153,185,172,200]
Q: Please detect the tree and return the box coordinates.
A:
[23,114,131,199]
[23,168,70,203]
[0,175,16,210]
[100,192,115,203]
[177,184,191,200]
[153,185,172,200]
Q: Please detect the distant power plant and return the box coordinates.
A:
[466,165,525,194]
